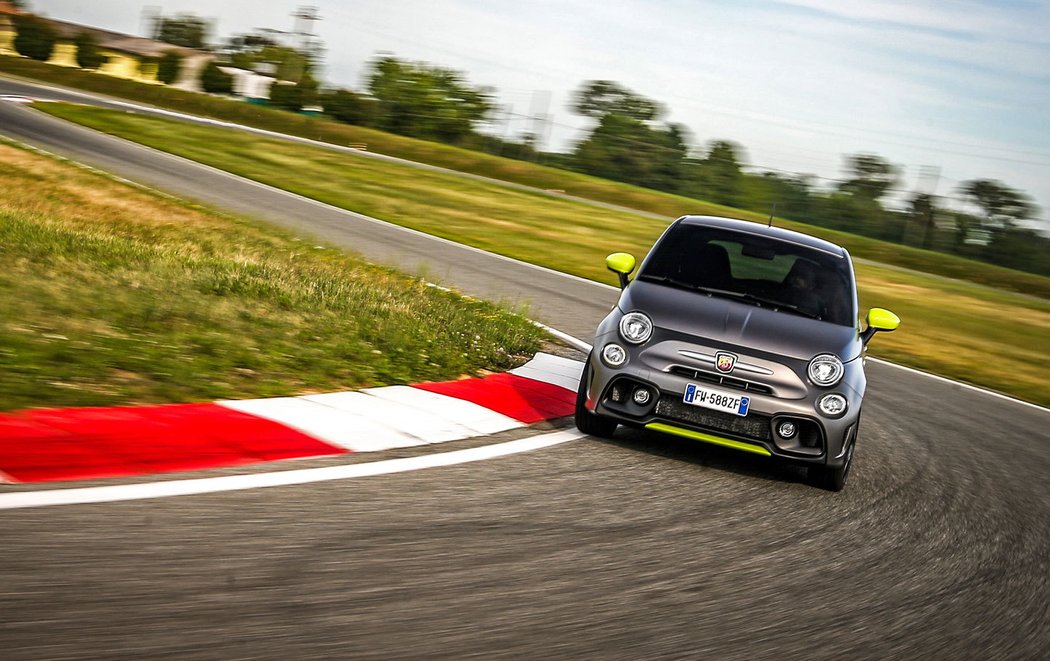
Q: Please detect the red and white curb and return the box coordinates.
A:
[0,353,583,484]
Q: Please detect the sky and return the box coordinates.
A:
[29,0,1050,226]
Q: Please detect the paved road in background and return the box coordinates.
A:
[1,79,1048,659]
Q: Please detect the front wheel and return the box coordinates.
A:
[809,423,857,492]
[575,357,617,438]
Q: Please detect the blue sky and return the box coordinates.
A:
[31,0,1050,225]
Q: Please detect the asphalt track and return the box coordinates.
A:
[2,78,1049,659]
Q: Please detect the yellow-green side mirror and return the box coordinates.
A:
[863,307,900,343]
[606,252,637,289]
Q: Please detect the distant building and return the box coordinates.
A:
[1,10,214,92]
[41,17,213,91]
[0,10,313,107]
[0,1,27,55]
[218,65,276,102]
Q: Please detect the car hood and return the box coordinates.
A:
[620,281,861,361]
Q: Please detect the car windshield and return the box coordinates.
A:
[638,224,856,326]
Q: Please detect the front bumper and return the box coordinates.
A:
[583,349,860,468]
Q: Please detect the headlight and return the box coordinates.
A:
[619,312,653,345]
[601,343,627,367]
[818,393,848,417]
[808,354,843,386]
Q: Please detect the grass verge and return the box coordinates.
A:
[0,141,545,411]
[3,56,1046,298]
[29,103,1050,407]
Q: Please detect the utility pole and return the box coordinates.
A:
[528,90,552,158]
[141,6,161,39]
[914,165,942,249]
[291,5,323,79]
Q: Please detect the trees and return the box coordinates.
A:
[744,172,815,222]
[268,72,319,111]
[367,56,493,143]
[829,153,902,239]
[839,153,900,203]
[693,140,746,206]
[958,179,1036,226]
[156,51,182,85]
[200,61,233,94]
[154,14,208,50]
[268,82,300,111]
[573,114,688,191]
[983,227,1050,276]
[572,80,663,122]
[74,31,107,70]
[13,15,56,62]
[908,193,940,249]
[570,80,688,191]
[320,88,378,126]
[224,33,315,83]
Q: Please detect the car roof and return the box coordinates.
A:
[676,215,849,259]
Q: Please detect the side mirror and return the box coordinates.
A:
[862,307,900,344]
[606,252,637,289]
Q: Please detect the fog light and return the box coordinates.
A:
[602,343,627,367]
[777,420,798,439]
[818,393,848,417]
[632,388,652,405]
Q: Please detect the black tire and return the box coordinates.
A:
[575,357,618,438]
[809,421,857,492]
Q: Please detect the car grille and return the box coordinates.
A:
[668,366,774,395]
[655,395,771,441]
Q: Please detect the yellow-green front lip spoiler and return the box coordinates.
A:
[645,422,772,457]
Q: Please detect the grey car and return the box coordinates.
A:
[575,215,900,491]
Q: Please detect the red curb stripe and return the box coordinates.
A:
[0,403,346,483]
[414,373,575,424]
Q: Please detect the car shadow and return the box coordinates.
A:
[597,424,811,486]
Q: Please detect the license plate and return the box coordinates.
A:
[683,384,750,417]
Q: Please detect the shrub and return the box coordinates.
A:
[268,81,301,111]
[200,61,233,94]
[74,31,107,70]
[156,51,182,85]
[13,15,57,62]
[320,88,378,126]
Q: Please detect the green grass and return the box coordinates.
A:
[30,103,1050,407]
[0,141,545,411]
[41,102,669,284]
[4,56,1047,298]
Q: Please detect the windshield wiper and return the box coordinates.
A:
[694,287,822,320]
[638,274,702,291]
[640,276,821,320]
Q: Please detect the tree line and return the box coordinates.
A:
[317,66,1048,278]
[9,10,1046,276]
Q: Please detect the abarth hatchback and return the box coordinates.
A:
[575,216,900,491]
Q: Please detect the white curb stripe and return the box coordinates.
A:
[217,353,578,453]
[217,396,424,452]
[509,352,586,392]
[0,429,586,510]
[301,391,474,444]
[532,321,596,352]
[361,386,522,436]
